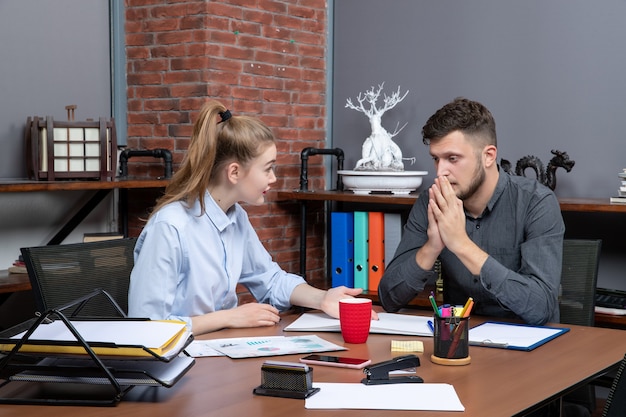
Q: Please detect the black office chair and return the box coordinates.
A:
[21,237,136,318]
[559,239,602,326]
[558,239,602,416]
[602,353,626,417]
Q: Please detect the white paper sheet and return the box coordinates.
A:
[284,312,433,336]
[11,320,186,349]
[468,322,568,350]
[204,335,346,358]
[305,382,464,411]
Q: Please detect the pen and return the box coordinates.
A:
[428,293,440,318]
[471,341,509,349]
[427,320,435,333]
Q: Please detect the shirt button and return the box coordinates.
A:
[487,284,492,290]
[476,224,480,229]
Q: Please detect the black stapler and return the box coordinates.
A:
[361,354,424,385]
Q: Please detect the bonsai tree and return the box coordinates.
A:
[345,83,413,171]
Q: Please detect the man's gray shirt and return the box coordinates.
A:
[378,170,565,325]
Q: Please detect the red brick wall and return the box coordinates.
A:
[124,0,329,289]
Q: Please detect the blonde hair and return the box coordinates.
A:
[151,100,275,217]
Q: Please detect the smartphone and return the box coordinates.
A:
[299,354,371,369]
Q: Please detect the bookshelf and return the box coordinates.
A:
[276,191,626,277]
[276,191,626,329]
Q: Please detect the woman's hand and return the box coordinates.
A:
[320,286,379,320]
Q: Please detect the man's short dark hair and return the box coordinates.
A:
[422,97,497,147]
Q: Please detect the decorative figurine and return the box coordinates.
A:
[345,83,415,171]
[501,149,575,190]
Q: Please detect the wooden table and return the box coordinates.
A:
[2,310,626,417]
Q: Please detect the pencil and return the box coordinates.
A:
[460,297,474,318]
[461,297,474,317]
[429,294,440,317]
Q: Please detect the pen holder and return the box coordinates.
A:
[253,361,320,399]
[431,315,471,366]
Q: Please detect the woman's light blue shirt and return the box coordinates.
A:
[127,192,305,328]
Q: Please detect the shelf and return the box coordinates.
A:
[0,178,170,244]
[0,178,169,193]
[558,198,626,213]
[277,191,626,213]
[276,190,419,206]
[0,272,31,294]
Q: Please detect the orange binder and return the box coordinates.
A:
[368,211,385,291]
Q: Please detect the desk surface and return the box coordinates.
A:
[2,310,626,417]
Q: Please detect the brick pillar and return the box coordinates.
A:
[124,0,329,289]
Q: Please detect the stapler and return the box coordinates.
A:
[361,354,424,385]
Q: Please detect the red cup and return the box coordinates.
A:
[339,298,372,344]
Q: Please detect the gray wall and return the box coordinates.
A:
[332,0,626,291]
[0,0,115,270]
[0,0,112,178]
[332,0,626,199]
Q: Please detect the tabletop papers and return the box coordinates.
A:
[2,319,190,360]
[305,382,464,411]
[284,312,433,336]
[201,335,346,359]
[468,321,569,351]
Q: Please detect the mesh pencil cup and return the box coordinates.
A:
[430,315,471,366]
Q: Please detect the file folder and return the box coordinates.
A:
[353,211,369,290]
[368,211,385,291]
[384,212,403,267]
[468,322,570,351]
[0,319,192,360]
[330,211,354,288]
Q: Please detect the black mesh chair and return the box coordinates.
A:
[559,239,602,326]
[558,239,602,416]
[602,353,626,417]
[21,238,136,318]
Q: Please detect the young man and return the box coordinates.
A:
[378,97,565,325]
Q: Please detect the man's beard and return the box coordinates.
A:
[457,161,485,201]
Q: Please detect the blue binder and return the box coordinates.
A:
[330,212,354,288]
[353,211,369,290]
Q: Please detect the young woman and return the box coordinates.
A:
[128,100,374,335]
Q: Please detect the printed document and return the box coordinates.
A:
[284,312,433,336]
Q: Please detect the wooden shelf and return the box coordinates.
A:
[277,191,626,213]
[276,190,419,205]
[0,178,170,245]
[558,197,626,213]
[0,178,169,193]
[0,271,31,294]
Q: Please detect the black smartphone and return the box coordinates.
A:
[299,354,371,369]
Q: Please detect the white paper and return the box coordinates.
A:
[284,312,433,337]
[204,335,346,359]
[305,382,464,411]
[185,340,225,357]
[468,322,567,350]
[12,320,187,349]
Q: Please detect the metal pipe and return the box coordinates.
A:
[118,148,173,179]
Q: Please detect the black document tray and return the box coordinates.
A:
[0,290,194,406]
